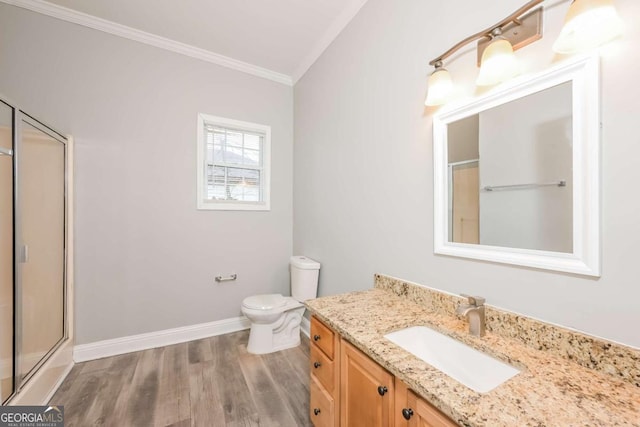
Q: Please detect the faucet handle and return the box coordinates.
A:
[460,294,485,306]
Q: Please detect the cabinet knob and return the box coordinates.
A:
[313,334,321,341]
[313,361,321,369]
[402,408,414,420]
[377,386,388,396]
[313,408,321,416]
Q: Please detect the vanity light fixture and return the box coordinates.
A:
[425,0,544,105]
[476,28,520,86]
[424,61,454,106]
[553,0,624,54]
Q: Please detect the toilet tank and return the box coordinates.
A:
[290,256,321,302]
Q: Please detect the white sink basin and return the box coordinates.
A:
[384,326,520,393]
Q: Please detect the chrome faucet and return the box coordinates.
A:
[456,294,486,337]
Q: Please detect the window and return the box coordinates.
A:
[197,114,270,210]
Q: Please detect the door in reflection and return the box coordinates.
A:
[17,118,65,382]
[0,102,14,402]
[450,161,479,244]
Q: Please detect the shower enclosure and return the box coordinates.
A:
[1,97,71,404]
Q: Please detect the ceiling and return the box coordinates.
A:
[40,0,369,83]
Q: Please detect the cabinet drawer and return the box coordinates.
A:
[310,343,335,394]
[310,376,335,427]
[311,316,335,360]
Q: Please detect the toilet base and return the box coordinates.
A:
[246,306,305,355]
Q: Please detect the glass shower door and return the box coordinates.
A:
[0,102,14,402]
[16,115,66,384]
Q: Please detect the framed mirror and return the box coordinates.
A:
[433,55,600,276]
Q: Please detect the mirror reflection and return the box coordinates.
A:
[447,82,573,253]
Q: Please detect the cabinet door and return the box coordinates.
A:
[395,380,458,427]
[340,339,394,427]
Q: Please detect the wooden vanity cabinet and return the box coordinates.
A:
[310,316,341,427]
[309,315,457,427]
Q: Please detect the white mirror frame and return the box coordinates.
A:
[433,54,600,276]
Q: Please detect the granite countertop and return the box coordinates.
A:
[305,287,640,427]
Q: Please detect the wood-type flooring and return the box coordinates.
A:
[49,330,312,427]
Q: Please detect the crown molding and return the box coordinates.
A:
[292,0,369,84]
[0,0,293,86]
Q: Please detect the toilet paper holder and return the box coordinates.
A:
[215,274,237,283]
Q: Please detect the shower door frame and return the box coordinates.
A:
[12,106,69,396]
[0,100,16,404]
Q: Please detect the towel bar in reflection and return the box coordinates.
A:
[482,180,566,192]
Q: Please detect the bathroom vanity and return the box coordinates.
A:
[306,275,640,427]
[309,315,457,427]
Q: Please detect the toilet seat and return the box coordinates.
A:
[242,294,287,311]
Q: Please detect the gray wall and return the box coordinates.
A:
[447,115,478,164]
[0,4,293,344]
[479,82,573,252]
[294,0,640,348]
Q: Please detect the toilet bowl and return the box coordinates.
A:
[241,256,320,355]
[242,294,305,354]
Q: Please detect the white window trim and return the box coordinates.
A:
[196,113,271,211]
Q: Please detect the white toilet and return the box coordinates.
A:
[241,256,321,354]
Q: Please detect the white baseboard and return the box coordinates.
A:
[74,316,251,363]
[301,316,310,338]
